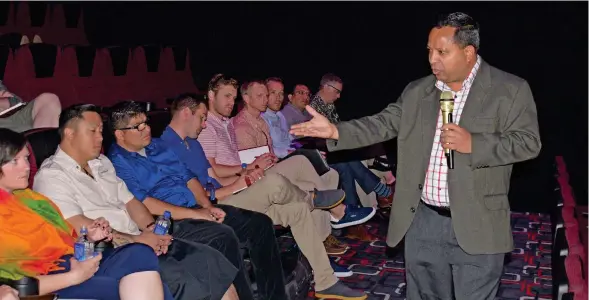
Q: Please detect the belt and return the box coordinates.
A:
[421,200,451,218]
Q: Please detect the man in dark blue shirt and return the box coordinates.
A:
[106,101,285,300]
[157,93,369,299]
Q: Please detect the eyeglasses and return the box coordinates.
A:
[326,84,341,94]
[118,117,150,132]
[294,90,310,96]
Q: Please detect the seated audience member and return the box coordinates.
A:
[308,74,395,207]
[106,101,288,300]
[158,94,370,298]
[238,78,378,224]
[281,83,313,129]
[0,128,171,300]
[32,105,242,300]
[0,81,62,132]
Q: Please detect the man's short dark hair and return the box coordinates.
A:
[319,73,343,87]
[0,128,27,177]
[240,79,265,96]
[107,101,145,132]
[436,12,480,51]
[58,104,101,138]
[170,93,208,116]
[265,77,283,85]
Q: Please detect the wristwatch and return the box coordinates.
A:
[235,163,248,177]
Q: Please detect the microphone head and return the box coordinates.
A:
[440,91,454,112]
[440,91,454,100]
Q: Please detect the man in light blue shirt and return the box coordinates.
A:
[261,94,295,159]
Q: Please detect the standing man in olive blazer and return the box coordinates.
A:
[291,12,541,300]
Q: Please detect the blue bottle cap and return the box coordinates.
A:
[164,211,172,219]
[241,163,247,169]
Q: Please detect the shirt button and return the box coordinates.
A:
[418,184,423,190]
[410,207,416,213]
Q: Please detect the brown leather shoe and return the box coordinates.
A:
[377,183,396,208]
[345,224,373,242]
[324,234,348,255]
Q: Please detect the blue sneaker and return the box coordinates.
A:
[330,257,353,278]
[331,206,376,229]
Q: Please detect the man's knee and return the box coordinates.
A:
[34,93,61,109]
[262,173,291,189]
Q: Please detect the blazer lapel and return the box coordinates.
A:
[458,60,493,128]
[420,81,441,164]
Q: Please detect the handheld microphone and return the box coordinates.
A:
[440,91,455,169]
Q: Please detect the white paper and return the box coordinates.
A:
[238,145,270,164]
[0,102,25,117]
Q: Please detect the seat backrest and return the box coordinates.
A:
[147,110,172,138]
[24,128,61,186]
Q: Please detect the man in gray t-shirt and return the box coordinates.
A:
[0,80,62,132]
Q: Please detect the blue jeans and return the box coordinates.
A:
[330,160,381,207]
[51,243,174,300]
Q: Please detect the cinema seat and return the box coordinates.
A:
[23,128,61,187]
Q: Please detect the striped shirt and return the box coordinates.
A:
[232,109,273,152]
[421,55,482,207]
[197,111,242,166]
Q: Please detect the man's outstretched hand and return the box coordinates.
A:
[289,106,339,140]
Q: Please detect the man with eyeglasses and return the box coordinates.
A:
[309,73,342,124]
[281,83,313,129]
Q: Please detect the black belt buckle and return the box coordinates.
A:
[421,201,451,217]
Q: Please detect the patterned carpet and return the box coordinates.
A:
[299,212,553,300]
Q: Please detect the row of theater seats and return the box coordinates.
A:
[1,43,199,109]
[552,156,588,300]
[0,2,87,45]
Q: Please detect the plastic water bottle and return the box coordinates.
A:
[74,226,94,261]
[153,211,172,235]
[206,176,217,204]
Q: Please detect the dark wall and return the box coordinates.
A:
[79,1,587,210]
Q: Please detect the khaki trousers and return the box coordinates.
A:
[267,155,340,191]
[266,154,338,240]
[221,173,339,290]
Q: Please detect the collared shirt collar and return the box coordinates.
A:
[109,142,154,159]
[435,55,482,94]
[161,126,185,144]
[208,111,230,124]
[263,109,279,117]
[53,146,103,171]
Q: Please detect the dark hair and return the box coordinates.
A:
[208,73,239,95]
[436,12,480,51]
[170,93,208,115]
[292,83,310,94]
[58,104,102,138]
[265,77,283,85]
[240,79,265,96]
[107,100,146,131]
[0,128,27,176]
[319,73,342,87]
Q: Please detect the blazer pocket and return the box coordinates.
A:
[470,117,498,133]
[483,194,509,211]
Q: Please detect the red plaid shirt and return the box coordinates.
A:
[421,55,482,207]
